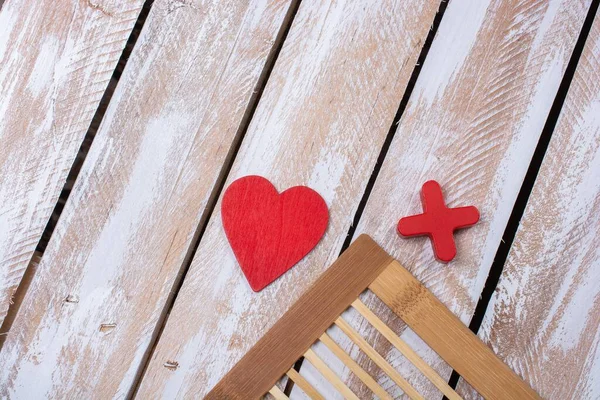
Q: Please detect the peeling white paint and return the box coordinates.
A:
[27,36,60,97]
[414,0,489,107]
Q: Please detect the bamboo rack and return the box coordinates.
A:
[206,235,540,400]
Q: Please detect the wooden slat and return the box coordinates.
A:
[333,0,593,396]
[0,0,145,325]
[458,13,600,399]
[269,386,289,400]
[0,0,293,397]
[137,0,441,397]
[320,333,392,400]
[286,368,323,400]
[304,349,360,400]
[352,299,461,400]
[335,317,424,400]
[204,235,392,399]
[370,260,540,400]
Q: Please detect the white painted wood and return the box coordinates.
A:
[0,0,145,325]
[136,1,440,397]
[458,12,600,400]
[328,0,592,398]
[0,0,292,397]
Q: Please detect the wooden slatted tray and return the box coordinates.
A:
[206,235,540,399]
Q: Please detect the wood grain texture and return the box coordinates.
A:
[304,349,360,400]
[371,261,540,400]
[269,386,290,400]
[286,368,324,400]
[335,316,424,400]
[351,299,461,400]
[205,235,392,399]
[458,12,600,400]
[320,332,392,400]
[328,0,593,397]
[0,0,292,397]
[137,1,440,397]
[0,0,145,325]
[221,175,329,292]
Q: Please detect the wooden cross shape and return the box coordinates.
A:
[398,180,479,262]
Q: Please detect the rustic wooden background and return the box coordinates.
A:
[0,0,598,398]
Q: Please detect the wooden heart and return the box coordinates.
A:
[221,175,329,291]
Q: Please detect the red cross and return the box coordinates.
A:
[398,180,479,262]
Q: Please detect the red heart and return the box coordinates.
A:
[221,176,328,291]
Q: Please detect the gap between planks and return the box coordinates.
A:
[456,3,600,397]
[0,0,152,345]
[447,0,600,390]
[127,0,303,397]
[322,0,594,397]
[288,0,450,395]
[0,0,298,397]
[135,0,444,396]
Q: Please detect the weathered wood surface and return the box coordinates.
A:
[136,1,441,397]
[0,0,293,397]
[458,12,600,400]
[323,0,592,398]
[0,0,145,326]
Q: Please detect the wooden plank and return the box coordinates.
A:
[205,235,392,399]
[0,0,145,325]
[330,0,593,397]
[137,1,441,397]
[458,13,600,399]
[370,260,540,400]
[0,0,293,397]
